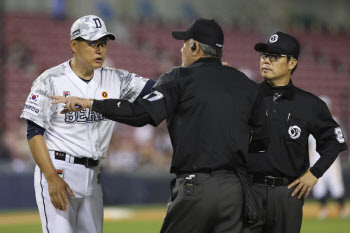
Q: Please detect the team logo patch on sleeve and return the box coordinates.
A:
[56,169,65,179]
[143,90,164,102]
[335,127,345,143]
[28,92,40,103]
[23,103,41,116]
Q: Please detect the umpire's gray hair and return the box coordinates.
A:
[190,39,223,58]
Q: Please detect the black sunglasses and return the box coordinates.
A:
[260,52,293,62]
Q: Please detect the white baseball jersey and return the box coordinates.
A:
[21,59,148,160]
[21,60,148,233]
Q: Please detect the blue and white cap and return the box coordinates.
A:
[70,15,116,41]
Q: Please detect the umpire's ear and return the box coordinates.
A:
[288,58,298,73]
[70,40,78,54]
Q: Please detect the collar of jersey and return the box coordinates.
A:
[261,80,295,100]
[192,57,222,66]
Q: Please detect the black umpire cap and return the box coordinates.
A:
[172,18,224,49]
[254,31,300,59]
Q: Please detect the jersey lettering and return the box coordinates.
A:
[77,109,88,123]
[93,18,102,28]
[65,109,106,123]
[88,110,98,122]
[65,112,77,123]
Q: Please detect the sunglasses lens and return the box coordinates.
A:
[89,41,97,47]
[270,55,278,62]
[93,40,108,48]
[261,53,283,62]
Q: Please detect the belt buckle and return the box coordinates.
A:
[85,158,98,168]
[265,176,276,187]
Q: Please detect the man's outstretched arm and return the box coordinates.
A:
[93,98,154,127]
[51,72,179,127]
[50,94,165,127]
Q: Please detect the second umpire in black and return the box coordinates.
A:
[51,18,269,233]
[247,32,348,233]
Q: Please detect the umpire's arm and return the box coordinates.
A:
[51,72,179,127]
[51,90,169,127]
[92,98,160,127]
[93,86,173,127]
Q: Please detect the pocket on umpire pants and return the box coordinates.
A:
[169,178,177,202]
[51,160,90,198]
[181,179,202,200]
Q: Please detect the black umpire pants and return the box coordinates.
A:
[249,183,304,233]
[160,170,245,233]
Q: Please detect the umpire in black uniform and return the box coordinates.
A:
[247,32,348,233]
[52,19,269,233]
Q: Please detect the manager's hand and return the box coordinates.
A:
[51,96,92,114]
[288,170,318,199]
[46,173,75,212]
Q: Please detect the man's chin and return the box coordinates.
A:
[92,61,104,69]
[262,74,274,80]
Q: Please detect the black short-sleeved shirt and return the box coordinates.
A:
[140,58,269,173]
[247,80,347,178]
[93,57,269,174]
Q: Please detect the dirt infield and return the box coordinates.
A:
[104,207,166,222]
[0,202,348,226]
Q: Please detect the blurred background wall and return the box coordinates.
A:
[0,0,349,209]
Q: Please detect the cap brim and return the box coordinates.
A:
[172,31,191,40]
[79,32,116,41]
[254,43,289,54]
[106,33,116,40]
[93,32,115,41]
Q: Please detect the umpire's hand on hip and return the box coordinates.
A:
[51,96,93,114]
[46,173,75,212]
[288,170,318,199]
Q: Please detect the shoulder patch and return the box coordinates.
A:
[27,92,41,104]
[23,103,42,116]
[143,90,164,101]
[335,127,345,143]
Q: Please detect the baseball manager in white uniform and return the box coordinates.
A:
[20,15,154,233]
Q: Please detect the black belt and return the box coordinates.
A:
[248,174,295,187]
[176,170,235,178]
[54,151,99,168]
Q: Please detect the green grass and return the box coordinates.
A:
[1,219,349,233]
[301,218,350,233]
[104,220,163,233]
[0,221,163,233]
[1,203,350,233]
[0,224,41,233]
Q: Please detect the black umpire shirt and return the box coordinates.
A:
[247,80,347,178]
[93,57,269,174]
